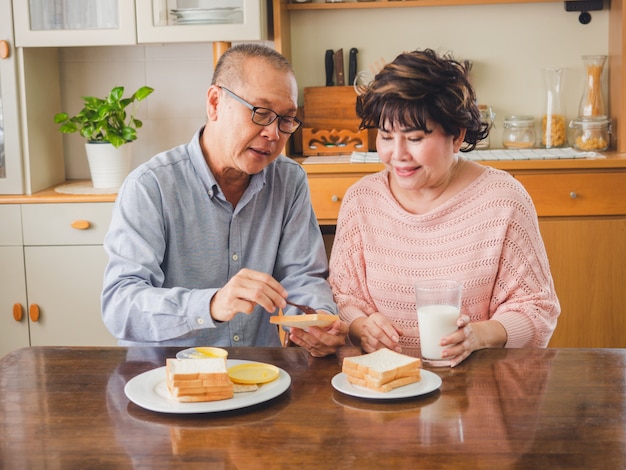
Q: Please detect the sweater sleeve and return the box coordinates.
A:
[487,185,560,348]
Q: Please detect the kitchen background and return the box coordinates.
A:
[58,2,608,180]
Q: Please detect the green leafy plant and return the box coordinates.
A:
[54,85,154,148]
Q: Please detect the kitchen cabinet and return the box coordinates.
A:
[0,0,24,194]
[0,202,118,358]
[12,0,267,47]
[135,0,267,44]
[300,158,626,349]
[12,0,138,47]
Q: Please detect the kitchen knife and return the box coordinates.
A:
[348,48,358,86]
[325,49,334,86]
[334,48,345,86]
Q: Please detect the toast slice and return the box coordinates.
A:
[346,374,421,393]
[269,313,337,328]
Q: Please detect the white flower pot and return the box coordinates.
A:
[85,142,132,189]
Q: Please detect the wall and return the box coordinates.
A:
[289,2,609,148]
[58,2,608,179]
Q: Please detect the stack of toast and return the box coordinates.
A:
[342,348,422,393]
[166,357,234,402]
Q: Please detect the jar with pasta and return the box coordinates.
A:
[541,68,566,148]
[578,55,607,117]
[568,116,611,152]
[503,115,536,149]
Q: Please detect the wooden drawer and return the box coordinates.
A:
[308,176,362,224]
[0,205,23,246]
[21,203,113,246]
[514,171,626,217]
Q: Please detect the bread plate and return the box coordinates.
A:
[270,313,337,328]
[124,360,290,413]
[331,369,442,400]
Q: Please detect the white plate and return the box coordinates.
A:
[124,359,290,413]
[331,369,442,400]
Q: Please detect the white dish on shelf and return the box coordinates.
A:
[170,7,241,21]
[125,359,290,414]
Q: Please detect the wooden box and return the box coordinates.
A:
[301,86,375,156]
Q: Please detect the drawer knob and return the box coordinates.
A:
[29,304,40,323]
[71,220,91,230]
[0,40,9,60]
[13,304,24,322]
[569,192,578,199]
[331,195,340,203]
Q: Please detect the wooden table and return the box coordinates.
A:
[1,346,624,468]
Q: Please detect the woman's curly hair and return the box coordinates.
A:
[356,48,489,152]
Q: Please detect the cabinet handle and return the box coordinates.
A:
[569,192,578,199]
[29,304,40,323]
[331,195,340,203]
[13,304,24,322]
[0,40,9,60]
[71,220,91,230]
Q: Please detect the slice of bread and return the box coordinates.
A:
[166,358,233,402]
[342,348,421,392]
[346,374,421,393]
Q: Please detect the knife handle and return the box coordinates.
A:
[348,48,358,86]
[325,49,334,86]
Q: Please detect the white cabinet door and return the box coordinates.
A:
[135,0,267,43]
[0,0,25,194]
[24,245,117,347]
[13,0,137,47]
[0,246,29,358]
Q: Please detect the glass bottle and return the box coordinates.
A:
[579,55,607,117]
[541,68,566,148]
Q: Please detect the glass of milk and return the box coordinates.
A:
[415,279,462,367]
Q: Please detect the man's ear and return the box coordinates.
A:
[206,85,220,121]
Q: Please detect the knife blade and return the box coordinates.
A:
[348,48,358,86]
[334,48,345,86]
[325,49,334,86]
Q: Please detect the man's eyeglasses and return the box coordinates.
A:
[220,86,302,135]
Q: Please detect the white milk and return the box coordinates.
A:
[418,304,460,360]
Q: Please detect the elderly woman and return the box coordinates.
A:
[329,48,559,366]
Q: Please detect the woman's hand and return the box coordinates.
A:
[351,313,404,353]
[440,315,507,367]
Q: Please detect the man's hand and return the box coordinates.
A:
[288,316,349,357]
[210,268,288,322]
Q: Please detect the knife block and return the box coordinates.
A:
[301,86,375,156]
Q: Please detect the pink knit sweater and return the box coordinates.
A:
[328,166,560,351]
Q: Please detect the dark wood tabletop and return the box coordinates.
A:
[1,346,624,469]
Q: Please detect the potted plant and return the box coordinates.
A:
[54,85,154,189]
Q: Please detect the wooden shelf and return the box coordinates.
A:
[286,0,561,11]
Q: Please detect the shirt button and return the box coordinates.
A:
[233,335,240,342]
[208,189,214,197]
[197,318,205,325]
[232,254,239,261]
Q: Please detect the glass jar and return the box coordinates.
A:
[541,68,566,148]
[568,116,611,151]
[502,115,536,149]
[476,104,493,150]
[579,55,607,117]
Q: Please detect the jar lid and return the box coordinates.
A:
[569,116,610,129]
[503,115,534,127]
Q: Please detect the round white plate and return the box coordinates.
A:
[124,359,290,413]
[331,369,442,400]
